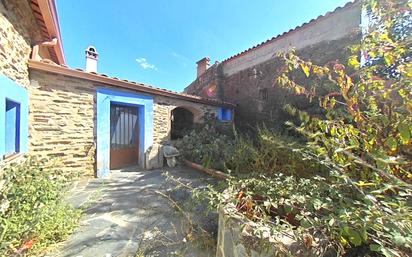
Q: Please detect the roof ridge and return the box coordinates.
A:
[222,0,359,63]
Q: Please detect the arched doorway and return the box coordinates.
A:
[171,107,194,140]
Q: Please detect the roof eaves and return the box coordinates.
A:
[31,0,66,65]
[28,60,235,108]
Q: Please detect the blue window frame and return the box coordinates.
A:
[0,75,29,159]
[218,107,232,122]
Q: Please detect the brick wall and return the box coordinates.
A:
[29,70,220,176]
[184,63,221,99]
[224,35,360,131]
[184,2,361,132]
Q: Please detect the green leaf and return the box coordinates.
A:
[392,234,406,246]
[313,199,323,210]
[300,63,310,77]
[381,247,400,257]
[345,228,362,246]
[384,137,398,151]
[398,123,411,144]
[284,204,293,213]
[300,219,311,228]
[370,244,381,252]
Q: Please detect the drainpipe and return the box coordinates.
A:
[31,38,58,61]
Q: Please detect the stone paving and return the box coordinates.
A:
[48,166,218,257]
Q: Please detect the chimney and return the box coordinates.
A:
[196,57,210,78]
[85,46,98,73]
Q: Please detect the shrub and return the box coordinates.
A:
[206,173,411,256]
[192,1,411,256]
[0,157,81,256]
[177,122,323,177]
[225,128,326,177]
[271,0,412,255]
[175,123,235,171]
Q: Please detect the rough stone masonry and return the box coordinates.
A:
[0,0,38,89]
[184,1,361,132]
[29,70,220,176]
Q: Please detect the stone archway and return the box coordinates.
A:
[170,107,195,140]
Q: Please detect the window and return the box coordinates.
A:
[259,88,268,101]
[219,107,232,122]
[5,99,21,154]
[0,75,28,159]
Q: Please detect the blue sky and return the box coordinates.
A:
[57,0,351,92]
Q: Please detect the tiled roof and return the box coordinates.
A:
[222,0,359,63]
[28,59,235,108]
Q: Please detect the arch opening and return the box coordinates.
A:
[171,107,194,140]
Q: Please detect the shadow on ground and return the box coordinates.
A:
[48,166,219,257]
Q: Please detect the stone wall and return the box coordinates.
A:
[216,205,317,257]
[153,96,219,145]
[0,0,44,88]
[223,35,360,132]
[217,207,275,257]
[148,95,220,169]
[29,71,96,175]
[183,2,361,132]
[29,70,221,176]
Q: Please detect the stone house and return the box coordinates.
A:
[0,0,234,177]
[184,1,361,131]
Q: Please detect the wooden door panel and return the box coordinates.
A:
[110,104,139,169]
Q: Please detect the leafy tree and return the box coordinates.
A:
[275,0,411,255]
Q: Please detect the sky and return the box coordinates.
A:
[57,0,351,92]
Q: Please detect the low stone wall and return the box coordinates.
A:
[216,202,316,257]
[216,206,278,257]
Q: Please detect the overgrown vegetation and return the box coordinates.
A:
[0,157,81,256]
[180,0,412,256]
[175,120,235,171]
[177,124,325,178]
[273,0,412,255]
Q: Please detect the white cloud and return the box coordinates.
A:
[136,57,157,70]
[171,51,189,66]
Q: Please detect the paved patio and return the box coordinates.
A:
[49,166,218,257]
